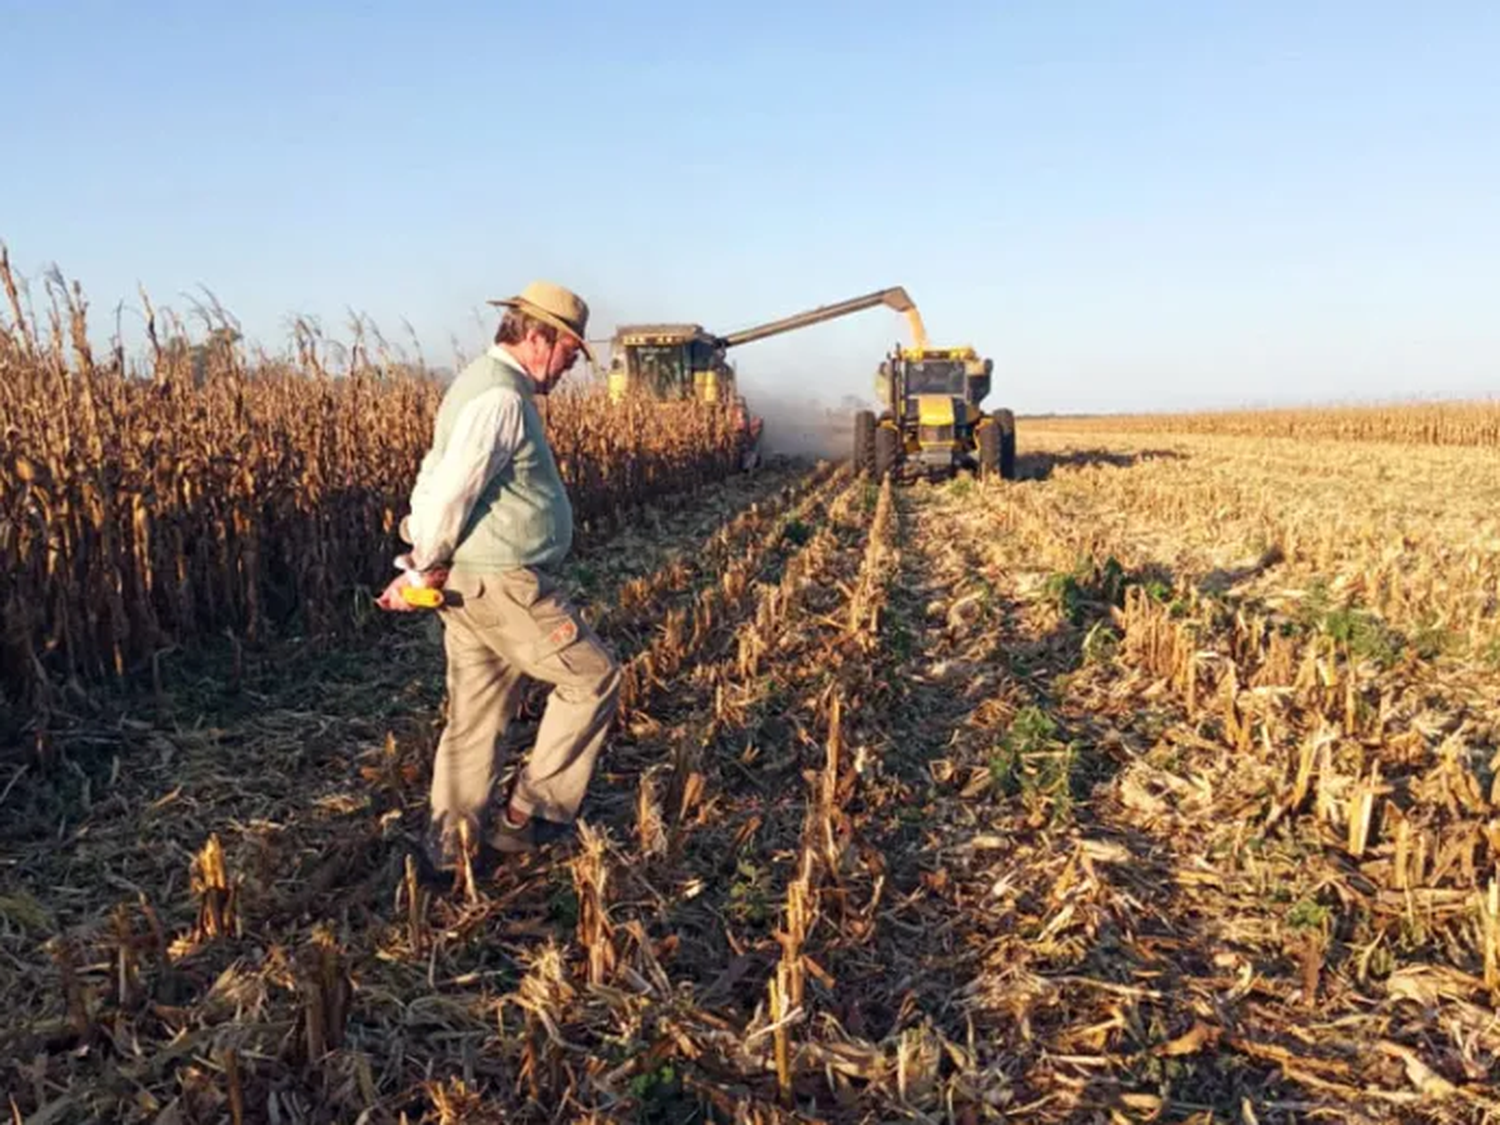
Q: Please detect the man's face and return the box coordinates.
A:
[548,334,583,379]
[525,329,583,393]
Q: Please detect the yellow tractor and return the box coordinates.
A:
[854,341,1016,482]
[602,288,925,468]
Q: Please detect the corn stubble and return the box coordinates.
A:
[7,258,1500,1120]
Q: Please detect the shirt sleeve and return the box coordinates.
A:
[395,387,525,581]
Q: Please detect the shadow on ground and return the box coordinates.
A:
[1197,543,1286,595]
[933,544,1312,1114]
[1018,447,1187,481]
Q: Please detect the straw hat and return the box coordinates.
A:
[488,280,593,363]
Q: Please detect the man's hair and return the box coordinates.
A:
[494,309,559,347]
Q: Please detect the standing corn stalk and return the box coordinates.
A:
[0,258,747,725]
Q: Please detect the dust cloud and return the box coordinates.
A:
[743,389,862,461]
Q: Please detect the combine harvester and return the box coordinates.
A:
[601,287,926,469]
[853,319,1016,482]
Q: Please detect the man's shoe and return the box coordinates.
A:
[410,822,462,887]
[486,813,538,855]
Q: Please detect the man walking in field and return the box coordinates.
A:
[378,281,621,876]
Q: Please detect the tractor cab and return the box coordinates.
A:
[875,346,991,409]
[903,358,967,396]
[859,345,1014,481]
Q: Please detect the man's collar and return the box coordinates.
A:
[489,343,551,392]
[487,343,529,375]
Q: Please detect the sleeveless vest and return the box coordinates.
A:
[418,348,573,572]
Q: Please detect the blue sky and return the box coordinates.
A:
[3,1,1497,413]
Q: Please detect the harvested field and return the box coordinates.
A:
[4,419,1500,1123]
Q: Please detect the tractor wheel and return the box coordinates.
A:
[980,409,1018,481]
[995,408,1017,480]
[978,420,1000,478]
[874,424,899,480]
[854,410,876,474]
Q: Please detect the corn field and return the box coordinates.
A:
[0,251,745,722]
[5,316,1500,1118]
[1043,399,1500,446]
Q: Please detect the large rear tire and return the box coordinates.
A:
[995,408,1017,480]
[854,411,876,474]
[874,424,899,480]
[979,409,1017,481]
[978,420,1000,478]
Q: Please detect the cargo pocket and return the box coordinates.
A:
[525,587,616,682]
[528,602,585,666]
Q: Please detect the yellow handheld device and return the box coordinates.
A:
[400,586,446,609]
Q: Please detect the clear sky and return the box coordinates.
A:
[3,1,1497,414]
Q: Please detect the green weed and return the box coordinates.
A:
[728,859,769,925]
[1297,579,1404,668]
[1285,898,1331,932]
[987,705,1082,825]
[1043,554,1170,627]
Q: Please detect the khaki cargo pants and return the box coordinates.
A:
[428,566,621,843]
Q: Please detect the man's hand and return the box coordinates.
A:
[377,568,450,612]
[377,574,418,613]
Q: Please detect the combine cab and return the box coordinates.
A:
[603,288,924,471]
[854,344,1016,482]
[603,323,760,468]
[605,324,735,403]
